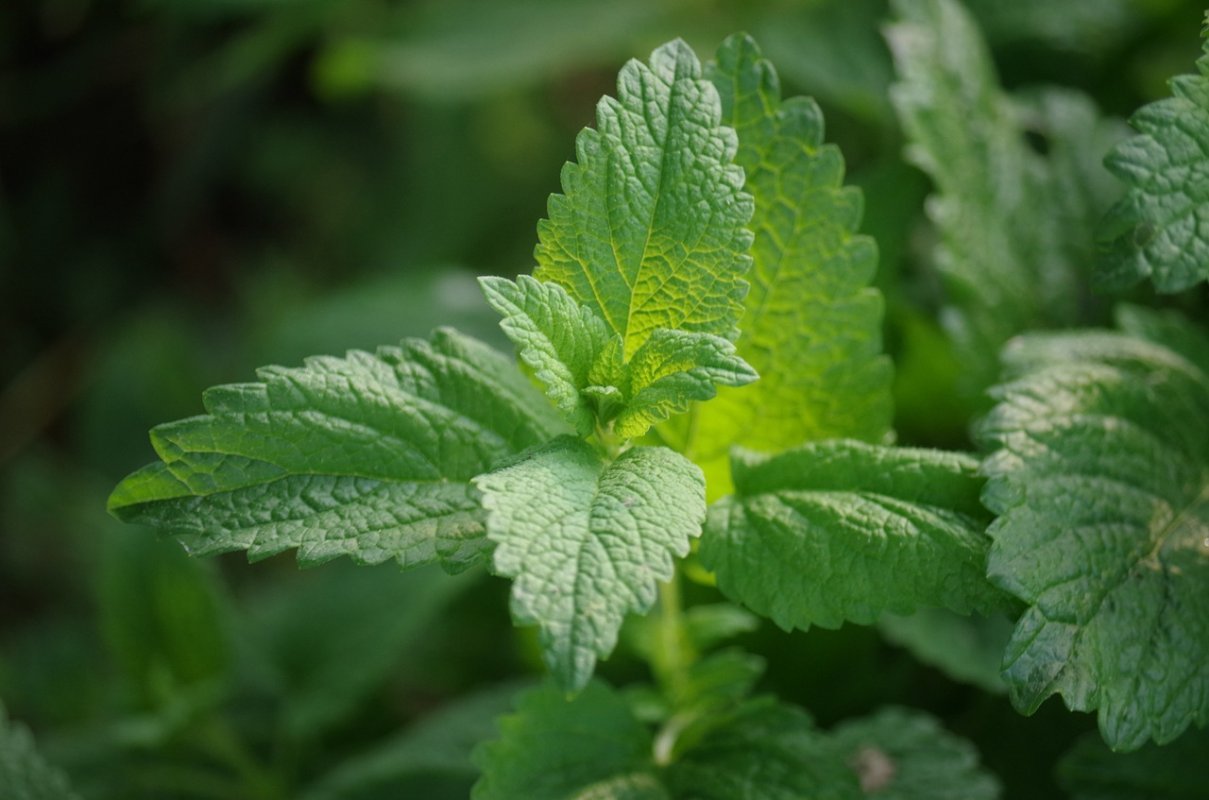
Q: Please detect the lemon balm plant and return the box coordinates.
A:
[91,1,1209,796]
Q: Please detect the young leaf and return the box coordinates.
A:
[1057,728,1209,800]
[474,437,705,691]
[1099,18,1209,292]
[665,697,862,800]
[471,681,663,800]
[479,275,618,435]
[829,707,1001,799]
[887,0,1119,394]
[689,34,891,487]
[534,38,754,359]
[978,307,1209,750]
[615,329,757,439]
[701,440,1007,632]
[109,329,568,574]
[0,705,82,800]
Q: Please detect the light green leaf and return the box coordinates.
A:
[534,38,754,359]
[701,440,1006,632]
[615,329,756,439]
[1099,19,1209,292]
[475,438,705,690]
[689,34,891,490]
[978,307,1209,750]
[887,0,1119,394]
[471,681,665,800]
[665,697,861,800]
[877,609,1011,694]
[109,328,567,574]
[0,705,82,800]
[479,275,618,435]
[1057,728,1209,800]
[829,707,1001,799]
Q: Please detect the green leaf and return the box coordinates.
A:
[99,531,230,704]
[877,609,1011,694]
[302,681,528,800]
[702,440,1006,632]
[479,275,618,435]
[1057,728,1209,800]
[318,0,668,100]
[243,562,474,739]
[751,0,894,126]
[472,681,856,800]
[829,707,1001,799]
[471,681,664,800]
[887,0,1118,394]
[534,38,754,359]
[965,0,1142,53]
[688,34,890,489]
[978,306,1209,750]
[1099,19,1209,292]
[665,697,861,800]
[0,705,82,800]
[615,329,757,439]
[480,275,755,439]
[109,328,567,574]
[475,438,705,690]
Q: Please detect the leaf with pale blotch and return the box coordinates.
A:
[475,438,705,691]
[109,329,568,574]
[830,708,1001,799]
[1099,20,1209,292]
[687,34,890,492]
[479,275,618,435]
[615,329,756,439]
[534,39,754,359]
[701,440,1007,632]
[978,306,1209,750]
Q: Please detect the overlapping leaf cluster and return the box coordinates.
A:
[107,2,1209,790]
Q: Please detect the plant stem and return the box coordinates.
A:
[652,568,695,699]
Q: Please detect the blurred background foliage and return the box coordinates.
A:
[2,0,1206,797]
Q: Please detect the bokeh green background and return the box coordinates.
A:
[2,1,1205,797]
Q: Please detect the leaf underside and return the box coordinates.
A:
[702,439,1006,632]
[109,328,567,574]
[979,306,1209,750]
